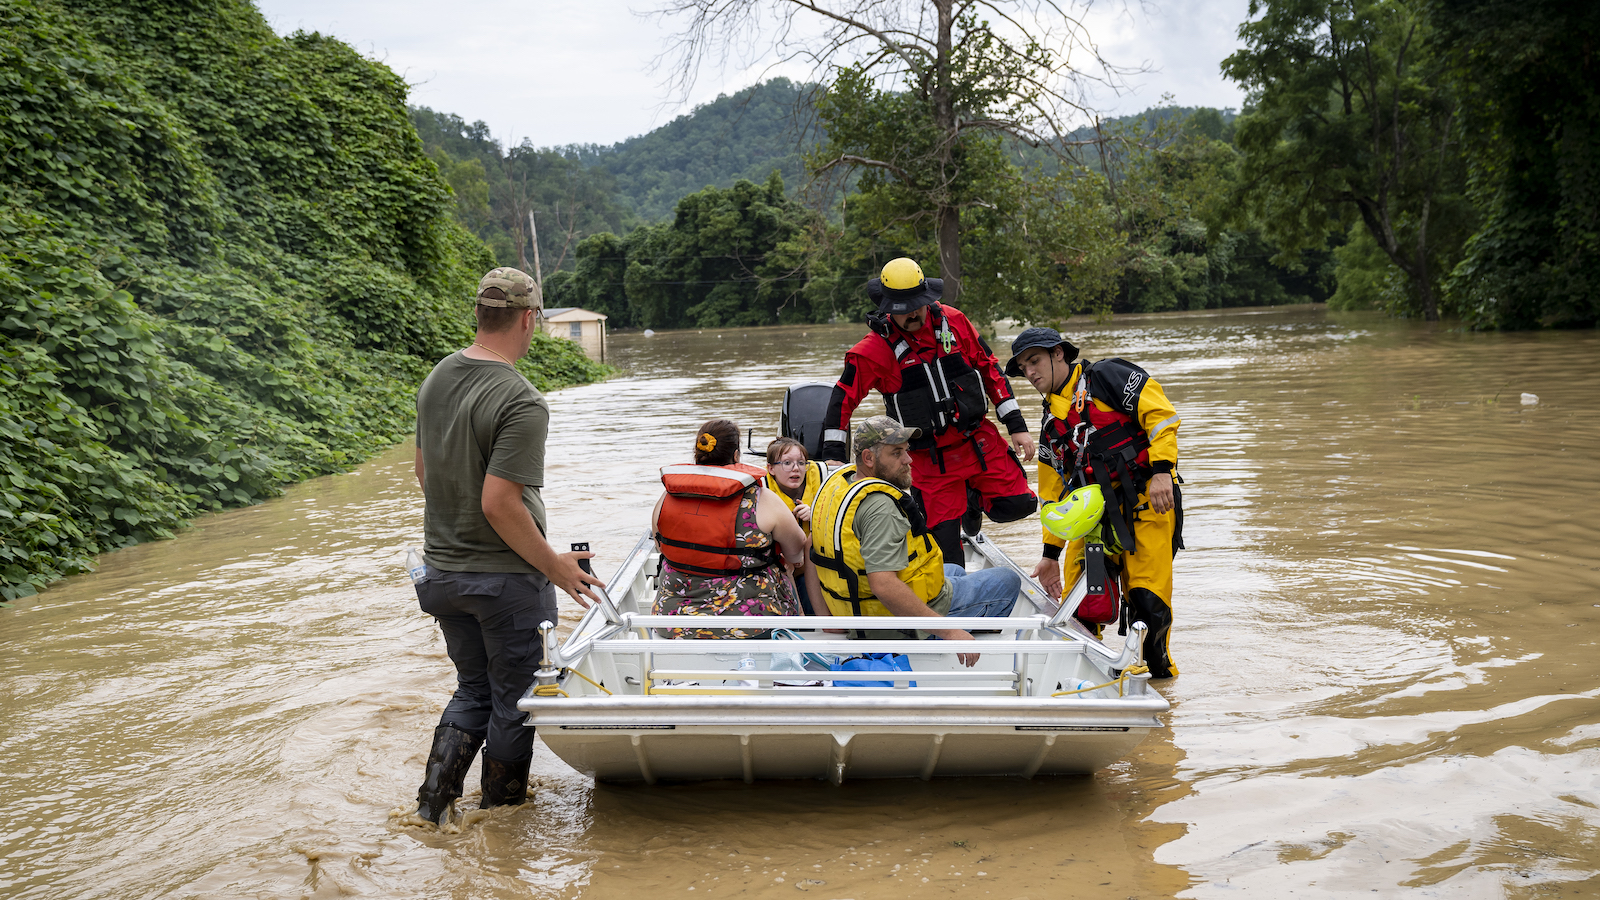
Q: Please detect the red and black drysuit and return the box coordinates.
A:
[820,303,1037,564]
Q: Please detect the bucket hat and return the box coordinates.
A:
[1004,326,1079,376]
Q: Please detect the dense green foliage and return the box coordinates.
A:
[413,1,1590,334]
[1092,116,1337,315]
[410,107,638,273]
[1224,0,1476,321]
[1431,0,1600,328]
[544,101,1327,329]
[0,0,606,600]
[545,172,822,329]
[564,79,815,224]
[1223,0,1596,328]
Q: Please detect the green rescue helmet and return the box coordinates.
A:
[1041,485,1106,541]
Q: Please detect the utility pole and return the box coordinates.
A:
[527,210,543,289]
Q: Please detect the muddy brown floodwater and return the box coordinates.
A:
[3,306,1599,899]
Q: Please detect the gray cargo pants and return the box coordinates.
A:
[416,569,558,762]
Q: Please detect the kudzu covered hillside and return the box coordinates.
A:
[0,0,608,600]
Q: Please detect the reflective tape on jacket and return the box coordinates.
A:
[659,463,762,500]
[875,307,988,446]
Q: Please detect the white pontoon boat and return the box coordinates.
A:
[517,382,1168,783]
[518,530,1167,783]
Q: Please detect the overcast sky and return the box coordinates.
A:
[255,0,1250,149]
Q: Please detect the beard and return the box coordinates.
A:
[884,464,913,490]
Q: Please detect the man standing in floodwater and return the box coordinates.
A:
[1007,327,1183,679]
[410,267,603,825]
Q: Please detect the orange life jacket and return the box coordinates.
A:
[656,462,779,577]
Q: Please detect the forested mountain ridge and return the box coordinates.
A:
[0,0,606,600]
[415,85,1316,330]
[563,78,817,223]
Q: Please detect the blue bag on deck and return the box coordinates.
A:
[830,653,917,687]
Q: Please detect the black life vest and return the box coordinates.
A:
[871,306,987,450]
[1039,361,1154,555]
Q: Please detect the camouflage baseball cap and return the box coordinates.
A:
[476,267,542,310]
[852,415,921,451]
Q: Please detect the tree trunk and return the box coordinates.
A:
[1358,197,1439,322]
[1416,275,1439,321]
[938,204,962,302]
[931,0,960,303]
[527,210,543,288]
[1414,192,1438,321]
[512,207,529,274]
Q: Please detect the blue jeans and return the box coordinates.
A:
[944,564,1021,618]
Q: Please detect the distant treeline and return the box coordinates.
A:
[414,90,1328,330]
[0,0,607,600]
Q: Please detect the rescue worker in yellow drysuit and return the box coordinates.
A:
[1006,327,1183,678]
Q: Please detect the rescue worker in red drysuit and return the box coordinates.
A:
[1006,326,1183,678]
[819,258,1037,565]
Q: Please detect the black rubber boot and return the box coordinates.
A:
[415,725,484,825]
[929,519,964,568]
[960,486,983,536]
[481,753,533,809]
[1126,588,1177,679]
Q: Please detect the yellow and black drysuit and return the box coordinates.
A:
[810,465,946,638]
[1038,358,1182,677]
[763,459,827,530]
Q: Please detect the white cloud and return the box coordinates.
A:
[253,0,1249,147]
[1078,0,1251,118]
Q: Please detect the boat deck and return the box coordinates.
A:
[518,531,1167,783]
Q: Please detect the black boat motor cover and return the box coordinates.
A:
[781,382,836,459]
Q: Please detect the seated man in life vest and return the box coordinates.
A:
[652,419,808,639]
[809,416,1022,666]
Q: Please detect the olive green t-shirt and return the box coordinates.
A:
[416,351,549,573]
[851,484,953,639]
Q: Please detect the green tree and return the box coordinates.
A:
[1099,111,1333,313]
[1429,0,1600,328]
[656,0,1125,304]
[410,108,637,276]
[1223,0,1475,320]
[556,172,823,329]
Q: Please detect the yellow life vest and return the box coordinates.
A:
[809,464,945,616]
[763,459,826,527]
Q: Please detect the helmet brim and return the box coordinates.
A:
[868,277,943,315]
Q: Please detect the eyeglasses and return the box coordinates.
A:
[771,460,807,469]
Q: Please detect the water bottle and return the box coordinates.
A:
[735,655,758,689]
[1058,678,1097,696]
[405,547,428,585]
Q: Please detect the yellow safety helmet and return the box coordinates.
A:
[870,257,944,314]
[881,257,925,291]
[1041,485,1105,541]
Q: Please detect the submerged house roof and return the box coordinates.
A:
[542,307,608,321]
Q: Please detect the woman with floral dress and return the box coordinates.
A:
[652,419,807,639]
